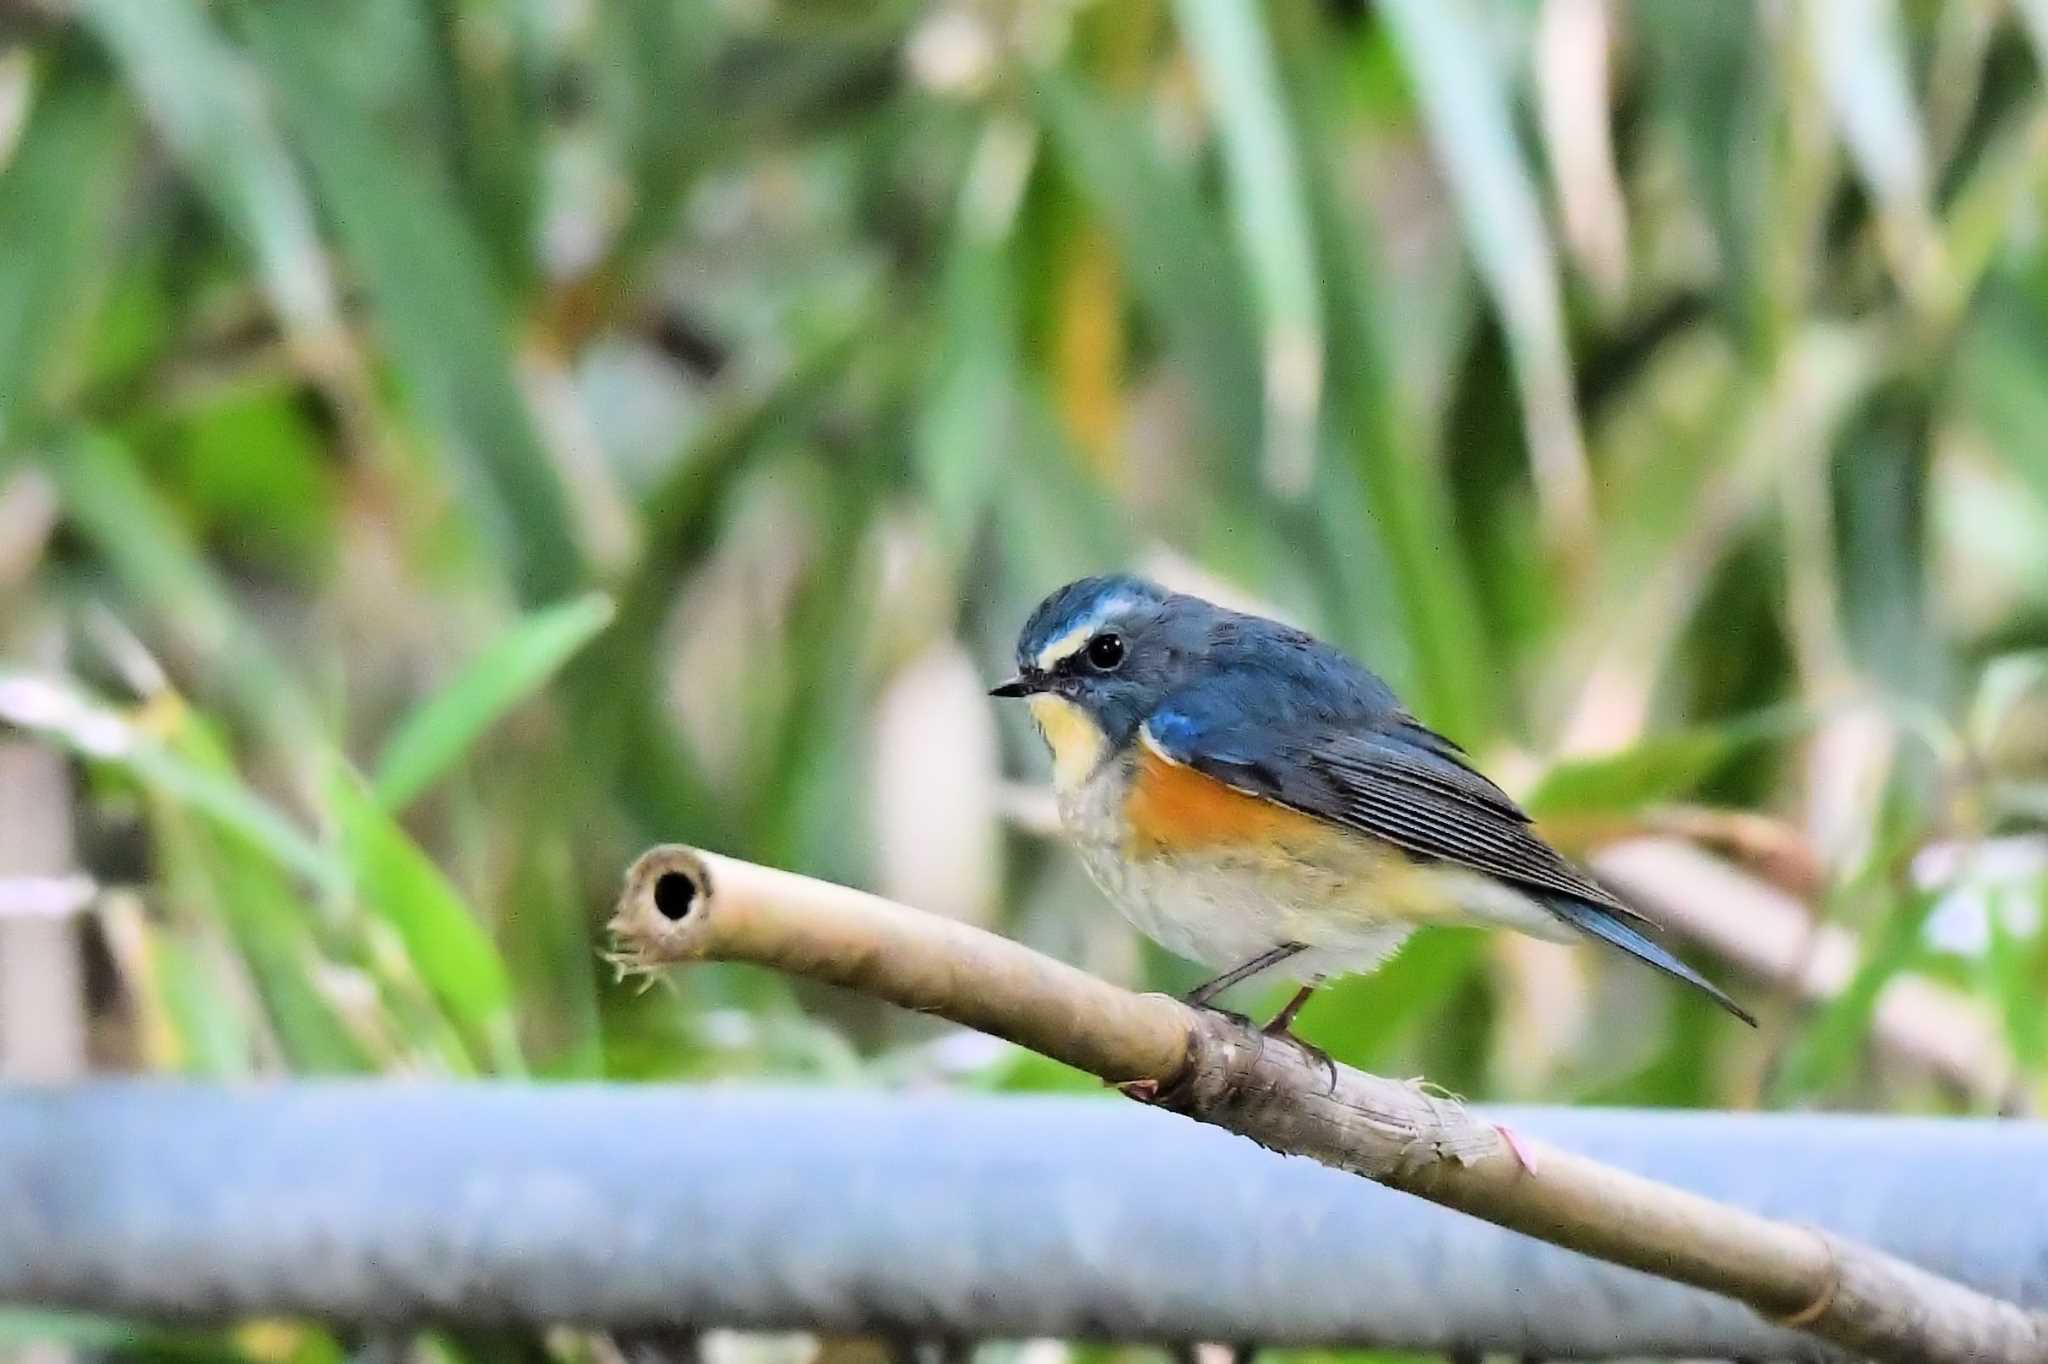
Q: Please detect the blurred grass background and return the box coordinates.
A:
[4,0,2048,1352]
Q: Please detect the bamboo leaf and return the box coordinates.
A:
[327,762,523,1073]
[1953,287,2048,514]
[1271,6,1490,737]
[0,1312,214,1351]
[149,794,365,1072]
[82,0,347,356]
[239,5,583,605]
[1833,387,1944,704]
[153,932,257,1077]
[1635,2,1772,345]
[1299,933,1485,1073]
[1033,72,1315,593]
[374,591,617,810]
[1524,708,1802,818]
[1033,72,1262,479]
[914,116,1030,562]
[40,430,318,750]
[2016,0,2048,67]
[0,66,130,444]
[1771,883,1938,1101]
[1806,0,1939,299]
[501,812,603,1077]
[1173,0,1324,494]
[0,673,368,1069]
[0,671,335,892]
[1376,0,1592,549]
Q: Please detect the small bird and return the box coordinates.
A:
[991,574,1754,1047]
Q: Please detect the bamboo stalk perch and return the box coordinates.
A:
[609,845,2048,1364]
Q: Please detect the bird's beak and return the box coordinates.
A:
[989,673,1040,698]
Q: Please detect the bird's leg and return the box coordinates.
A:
[1262,983,1318,1036]
[1261,982,1337,1091]
[1181,942,1307,1021]
[1120,949,1293,1099]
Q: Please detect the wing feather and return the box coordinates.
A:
[1150,706,1649,924]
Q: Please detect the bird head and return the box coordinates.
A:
[990,574,1190,786]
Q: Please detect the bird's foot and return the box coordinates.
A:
[1262,1020,1338,1093]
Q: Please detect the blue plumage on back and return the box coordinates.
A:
[1139,591,1755,1025]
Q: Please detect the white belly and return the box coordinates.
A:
[1054,752,1571,983]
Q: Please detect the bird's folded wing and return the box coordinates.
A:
[1144,704,1649,924]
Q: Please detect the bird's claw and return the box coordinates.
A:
[1181,998,1338,1093]
[1264,1023,1339,1093]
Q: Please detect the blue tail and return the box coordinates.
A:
[1545,897,1756,1026]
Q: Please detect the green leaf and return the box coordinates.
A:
[0,64,131,444]
[1833,387,1944,704]
[1524,707,1802,817]
[1987,888,2046,1073]
[154,932,257,1077]
[591,0,721,262]
[78,698,370,1072]
[989,376,1129,599]
[1952,287,2048,515]
[747,462,880,881]
[914,117,1029,563]
[149,794,364,1073]
[437,0,547,286]
[1295,931,1485,1073]
[0,669,335,893]
[499,811,603,1076]
[1376,0,1590,545]
[585,313,869,851]
[1033,72,1262,482]
[1771,802,1938,1102]
[1636,1,1772,345]
[41,430,320,749]
[1172,0,1324,494]
[374,591,616,810]
[0,1311,212,1352]
[1805,0,1934,296]
[239,4,583,606]
[2016,0,2048,69]
[326,763,523,1073]
[83,0,347,353]
[1271,8,1490,737]
[128,741,338,892]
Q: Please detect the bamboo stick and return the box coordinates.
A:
[610,844,2048,1364]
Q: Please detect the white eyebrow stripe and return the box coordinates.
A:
[1034,624,1092,671]
[1033,596,1139,670]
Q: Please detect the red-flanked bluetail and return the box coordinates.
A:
[990,575,1755,1047]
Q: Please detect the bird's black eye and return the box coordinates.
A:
[1085,633,1125,670]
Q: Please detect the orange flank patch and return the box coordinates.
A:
[1126,741,1330,856]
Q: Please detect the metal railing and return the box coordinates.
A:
[4,1084,2045,1360]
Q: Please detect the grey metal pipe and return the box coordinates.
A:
[1,1084,2043,1360]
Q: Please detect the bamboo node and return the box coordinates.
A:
[1777,1228,1841,1329]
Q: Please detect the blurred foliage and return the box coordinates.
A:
[5,0,2048,1356]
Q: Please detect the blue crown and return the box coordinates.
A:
[1015,575,1169,668]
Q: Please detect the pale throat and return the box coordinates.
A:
[1026,693,1110,790]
